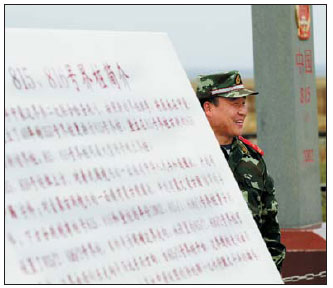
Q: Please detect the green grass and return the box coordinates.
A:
[322,191,326,222]
[319,137,326,222]
[320,162,326,222]
[320,161,326,184]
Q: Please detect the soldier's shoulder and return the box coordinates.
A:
[238,136,264,156]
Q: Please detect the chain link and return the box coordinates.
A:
[283,270,326,283]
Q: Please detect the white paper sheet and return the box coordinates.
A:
[5,28,283,284]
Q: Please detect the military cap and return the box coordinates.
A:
[194,70,258,100]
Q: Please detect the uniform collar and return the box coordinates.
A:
[228,137,250,172]
[231,137,250,156]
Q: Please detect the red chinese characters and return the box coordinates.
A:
[7,62,131,92]
[303,149,314,163]
[295,48,313,75]
[299,86,311,104]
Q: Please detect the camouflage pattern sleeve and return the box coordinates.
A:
[261,163,286,271]
[228,137,286,271]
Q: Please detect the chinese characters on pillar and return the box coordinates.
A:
[295,46,316,164]
[295,48,313,75]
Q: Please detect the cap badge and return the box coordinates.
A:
[235,74,241,85]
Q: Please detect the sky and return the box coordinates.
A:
[5,4,327,78]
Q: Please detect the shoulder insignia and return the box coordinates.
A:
[238,136,264,156]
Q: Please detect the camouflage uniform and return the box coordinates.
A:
[194,70,286,271]
[221,136,286,271]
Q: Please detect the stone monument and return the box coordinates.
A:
[252,5,322,228]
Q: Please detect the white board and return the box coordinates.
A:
[5,28,283,284]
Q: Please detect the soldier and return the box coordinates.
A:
[193,70,286,271]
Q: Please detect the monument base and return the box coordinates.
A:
[281,226,326,284]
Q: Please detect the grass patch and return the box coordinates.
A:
[322,191,326,222]
[320,161,326,184]
[319,137,326,222]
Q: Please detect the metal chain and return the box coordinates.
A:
[283,271,326,283]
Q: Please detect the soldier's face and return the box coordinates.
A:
[204,97,248,144]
